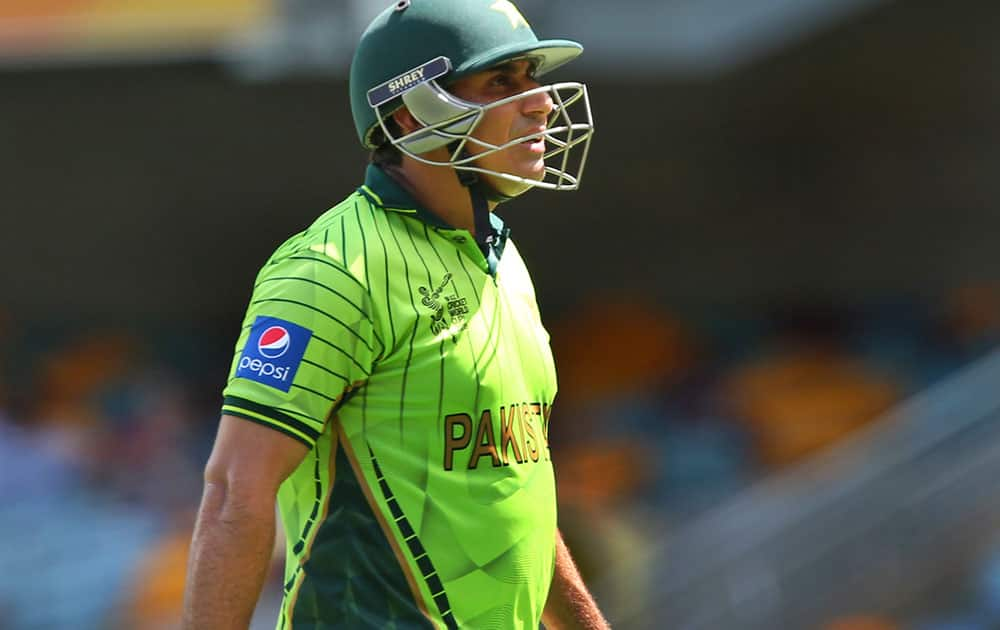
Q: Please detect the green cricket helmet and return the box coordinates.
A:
[349,0,594,192]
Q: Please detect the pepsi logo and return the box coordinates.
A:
[258,326,291,359]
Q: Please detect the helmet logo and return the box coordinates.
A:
[490,0,529,29]
[367,56,452,108]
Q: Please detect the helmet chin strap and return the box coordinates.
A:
[457,168,497,256]
[452,147,515,257]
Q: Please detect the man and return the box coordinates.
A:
[182,0,606,628]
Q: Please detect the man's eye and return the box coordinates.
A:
[490,75,511,87]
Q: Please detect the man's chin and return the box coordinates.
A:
[482,172,536,199]
[515,160,547,184]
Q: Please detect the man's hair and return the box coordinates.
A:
[369,117,403,167]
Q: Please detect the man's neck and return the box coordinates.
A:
[385,155,496,236]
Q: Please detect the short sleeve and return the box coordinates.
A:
[221,251,381,448]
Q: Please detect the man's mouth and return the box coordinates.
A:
[521,134,546,153]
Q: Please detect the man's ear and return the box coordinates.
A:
[392,107,421,134]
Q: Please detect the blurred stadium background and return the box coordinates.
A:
[2,0,1000,628]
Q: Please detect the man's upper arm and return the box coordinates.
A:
[205,414,311,496]
[220,252,379,450]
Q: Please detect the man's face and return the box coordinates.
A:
[446,59,555,197]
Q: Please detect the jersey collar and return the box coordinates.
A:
[358,164,510,271]
[359,164,452,228]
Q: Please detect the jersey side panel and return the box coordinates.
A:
[277,197,443,629]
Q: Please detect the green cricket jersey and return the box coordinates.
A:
[221,164,559,629]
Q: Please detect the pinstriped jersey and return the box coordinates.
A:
[221,165,559,629]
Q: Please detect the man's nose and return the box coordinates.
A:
[522,87,555,118]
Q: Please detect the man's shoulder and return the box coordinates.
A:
[256,189,389,294]
[307,187,379,233]
[264,189,361,254]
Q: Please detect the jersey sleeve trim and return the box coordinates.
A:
[222,395,321,447]
[225,409,313,448]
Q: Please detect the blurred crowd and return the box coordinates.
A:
[1,285,998,629]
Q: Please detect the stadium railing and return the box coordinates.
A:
[607,348,1000,629]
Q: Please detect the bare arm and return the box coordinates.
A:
[542,529,611,630]
[182,415,309,630]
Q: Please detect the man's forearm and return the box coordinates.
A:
[182,481,276,630]
[542,529,610,630]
